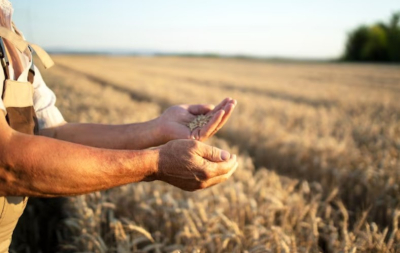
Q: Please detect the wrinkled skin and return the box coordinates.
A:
[153,139,238,191]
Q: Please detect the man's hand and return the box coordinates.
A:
[158,97,236,142]
[151,139,238,191]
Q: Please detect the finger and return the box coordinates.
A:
[197,154,237,180]
[191,127,201,140]
[210,97,231,113]
[200,144,232,163]
[195,141,235,162]
[196,143,237,173]
[196,141,231,162]
[198,110,225,141]
[201,161,238,189]
[162,159,238,191]
[188,104,215,115]
[210,102,236,136]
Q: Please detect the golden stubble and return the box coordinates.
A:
[25,56,400,253]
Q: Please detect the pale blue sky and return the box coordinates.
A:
[12,0,400,59]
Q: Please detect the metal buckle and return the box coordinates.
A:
[28,45,35,76]
[0,38,9,68]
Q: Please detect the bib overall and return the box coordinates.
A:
[0,23,54,252]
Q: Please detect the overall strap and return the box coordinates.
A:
[13,22,36,82]
[0,36,35,99]
[27,45,35,84]
[0,26,54,69]
[0,37,9,100]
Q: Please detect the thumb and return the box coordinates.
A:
[197,143,231,162]
[188,104,215,115]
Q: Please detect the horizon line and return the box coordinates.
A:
[45,47,338,62]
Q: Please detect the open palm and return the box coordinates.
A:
[159,98,236,142]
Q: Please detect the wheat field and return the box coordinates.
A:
[13,56,400,252]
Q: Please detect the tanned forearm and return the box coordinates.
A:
[39,118,163,150]
[0,124,158,197]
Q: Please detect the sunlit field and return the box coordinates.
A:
[15,56,400,252]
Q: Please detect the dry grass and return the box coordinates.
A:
[14,56,400,252]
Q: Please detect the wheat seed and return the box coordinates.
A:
[188,114,212,131]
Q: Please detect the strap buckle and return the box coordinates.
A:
[28,45,35,76]
[0,37,9,79]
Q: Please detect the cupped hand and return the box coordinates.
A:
[153,139,238,191]
[158,97,236,142]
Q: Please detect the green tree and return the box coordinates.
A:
[344,12,400,62]
[387,12,400,61]
[344,26,370,61]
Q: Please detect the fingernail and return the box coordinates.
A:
[221,150,230,161]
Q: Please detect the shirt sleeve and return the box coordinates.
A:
[32,65,65,129]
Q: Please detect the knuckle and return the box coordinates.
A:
[200,170,211,180]
[199,181,208,189]
[189,181,203,191]
[189,140,199,149]
[200,157,209,169]
[184,141,197,154]
[211,147,218,159]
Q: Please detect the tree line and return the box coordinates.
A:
[344,12,400,62]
